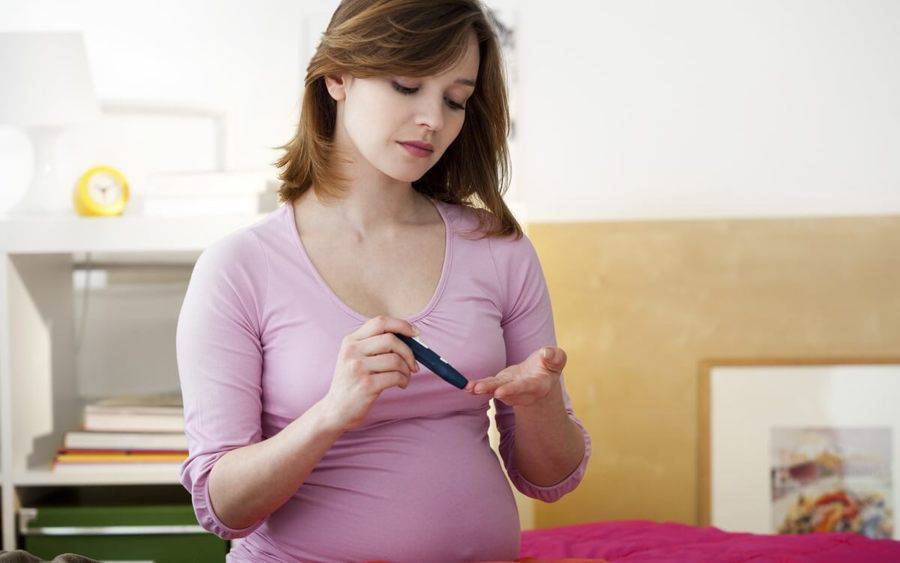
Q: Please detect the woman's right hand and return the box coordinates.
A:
[322,315,422,432]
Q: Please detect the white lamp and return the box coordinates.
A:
[0,32,101,215]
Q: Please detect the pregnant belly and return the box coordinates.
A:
[258,414,522,562]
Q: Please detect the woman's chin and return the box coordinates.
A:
[382,166,428,183]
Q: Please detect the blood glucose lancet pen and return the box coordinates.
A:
[394,333,469,390]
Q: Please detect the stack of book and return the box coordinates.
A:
[136,170,276,217]
[53,391,189,473]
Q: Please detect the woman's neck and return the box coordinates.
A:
[295,186,434,240]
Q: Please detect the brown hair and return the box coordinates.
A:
[272,0,521,240]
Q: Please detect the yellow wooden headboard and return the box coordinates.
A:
[514,215,900,530]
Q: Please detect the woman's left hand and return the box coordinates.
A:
[464,346,568,406]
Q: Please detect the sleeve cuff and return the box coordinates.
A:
[506,414,593,503]
[190,452,265,540]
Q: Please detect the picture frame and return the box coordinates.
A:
[698,358,898,540]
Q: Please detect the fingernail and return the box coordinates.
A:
[413,327,421,336]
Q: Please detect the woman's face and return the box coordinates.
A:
[325,30,480,183]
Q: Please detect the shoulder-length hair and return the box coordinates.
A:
[272,0,521,240]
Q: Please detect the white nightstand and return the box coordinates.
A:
[0,212,266,550]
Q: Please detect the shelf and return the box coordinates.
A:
[0,212,268,254]
[13,465,182,487]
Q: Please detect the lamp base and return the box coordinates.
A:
[7,126,77,217]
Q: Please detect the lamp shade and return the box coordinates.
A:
[0,32,100,127]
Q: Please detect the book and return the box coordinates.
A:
[84,391,183,410]
[57,448,187,455]
[138,170,274,217]
[51,461,184,473]
[139,195,263,217]
[144,171,271,197]
[82,413,184,433]
[55,453,187,463]
[64,431,187,450]
[82,392,185,432]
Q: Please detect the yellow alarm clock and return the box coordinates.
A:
[73,165,130,217]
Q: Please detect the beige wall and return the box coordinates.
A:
[524,215,900,529]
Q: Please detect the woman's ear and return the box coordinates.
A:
[324,73,351,101]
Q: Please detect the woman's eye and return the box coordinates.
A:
[391,81,466,111]
[392,81,418,95]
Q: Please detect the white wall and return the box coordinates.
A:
[515,0,900,221]
[0,0,313,211]
[2,0,897,220]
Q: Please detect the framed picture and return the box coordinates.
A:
[698,359,898,540]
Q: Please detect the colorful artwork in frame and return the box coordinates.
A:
[771,426,892,537]
[698,360,898,540]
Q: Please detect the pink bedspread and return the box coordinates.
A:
[517,520,900,562]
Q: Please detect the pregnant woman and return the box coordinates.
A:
[176,0,592,561]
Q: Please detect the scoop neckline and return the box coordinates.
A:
[283,196,453,324]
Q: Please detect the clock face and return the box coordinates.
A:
[87,172,123,206]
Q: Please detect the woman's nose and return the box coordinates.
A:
[415,97,444,132]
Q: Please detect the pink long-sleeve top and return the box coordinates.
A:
[176,198,592,562]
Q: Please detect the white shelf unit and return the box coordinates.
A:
[0,212,267,551]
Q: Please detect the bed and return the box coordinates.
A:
[515,520,900,562]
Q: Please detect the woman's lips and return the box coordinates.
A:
[398,142,433,158]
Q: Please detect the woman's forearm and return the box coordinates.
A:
[207,398,345,530]
[510,381,585,487]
